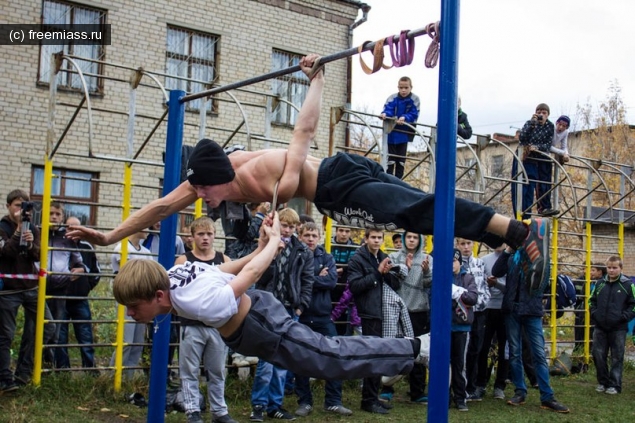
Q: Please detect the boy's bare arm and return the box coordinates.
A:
[277,54,324,196]
[226,213,281,297]
[67,181,198,246]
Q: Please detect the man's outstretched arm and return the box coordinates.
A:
[277,54,325,196]
[67,181,198,246]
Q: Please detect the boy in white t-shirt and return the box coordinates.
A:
[112,213,430,382]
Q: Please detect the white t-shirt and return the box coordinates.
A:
[167,262,239,328]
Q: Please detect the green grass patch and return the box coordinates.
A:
[3,365,635,422]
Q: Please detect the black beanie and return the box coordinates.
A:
[186,139,235,186]
[453,248,463,265]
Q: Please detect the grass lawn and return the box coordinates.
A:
[3,363,635,423]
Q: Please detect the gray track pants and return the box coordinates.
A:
[223,290,415,381]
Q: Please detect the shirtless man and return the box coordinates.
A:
[68,53,550,296]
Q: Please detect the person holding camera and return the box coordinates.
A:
[0,190,55,392]
[511,103,558,220]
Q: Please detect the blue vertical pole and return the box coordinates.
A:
[428,1,460,423]
[147,89,185,423]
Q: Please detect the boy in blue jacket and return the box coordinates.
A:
[380,76,420,180]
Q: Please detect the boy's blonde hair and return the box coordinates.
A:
[190,216,216,235]
[279,208,300,225]
[113,259,170,306]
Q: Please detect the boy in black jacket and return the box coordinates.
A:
[589,256,635,395]
[348,228,406,415]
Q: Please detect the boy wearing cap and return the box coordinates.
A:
[512,103,558,219]
[551,115,570,164]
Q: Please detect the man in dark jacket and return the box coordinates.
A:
[589,256,635,395]
[348,228,405,415]
[293,222,352,417]
[56,216,101,369]
[0,190,55,391]
[494,246,569,413]
[457,97,473,140]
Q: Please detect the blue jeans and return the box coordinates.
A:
[505,312,553,402]
[295,316,343,407]
[57,299,95,368]
[251,360,286,412]
[0,289,55,382]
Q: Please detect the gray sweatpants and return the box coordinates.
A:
[223,290,415,381]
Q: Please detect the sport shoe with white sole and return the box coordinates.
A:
[520,218,551,297]
[414,333,431,365]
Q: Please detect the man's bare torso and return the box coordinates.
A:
[226,149,321,204]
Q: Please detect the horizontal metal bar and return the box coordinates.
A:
[182,26,434,103]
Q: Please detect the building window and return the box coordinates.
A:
[165,25,219,112]
[492,155,504,177]
[271,50,310,126]
[31,167,99,225]
[38,0,107,93]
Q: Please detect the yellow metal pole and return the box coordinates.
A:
[194,198,203,218]
[324,218,333,254]
[33,159,54,386]
[618,223,624,259]
[549,218,558,360]
[425,235,433,254]
[113,164,133,391]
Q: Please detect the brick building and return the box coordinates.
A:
[1,0,367,233]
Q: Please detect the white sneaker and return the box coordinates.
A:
[245,356,259,365]
[595,384,606,393]
[231,353,250,367]
[414,333,431,365]
[381,374,404,387]
[605,387,618,395]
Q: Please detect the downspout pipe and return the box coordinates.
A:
[346,3,371,147]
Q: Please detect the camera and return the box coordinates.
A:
[19,201,34,252]
[21,201,34,221]
[536,115,543,121]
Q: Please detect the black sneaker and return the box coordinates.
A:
[540,208,559,217]
[186,411,204,423]
[250,405,265,422]
[541,399,570,413]
[520,218,551,297]
[361,403,389,414]
[0,379,19,393]
[507,393,526,406]
[456,401,469,412]
[267,408,296,420]
[212,414,239,423]
[466,390,484,402]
